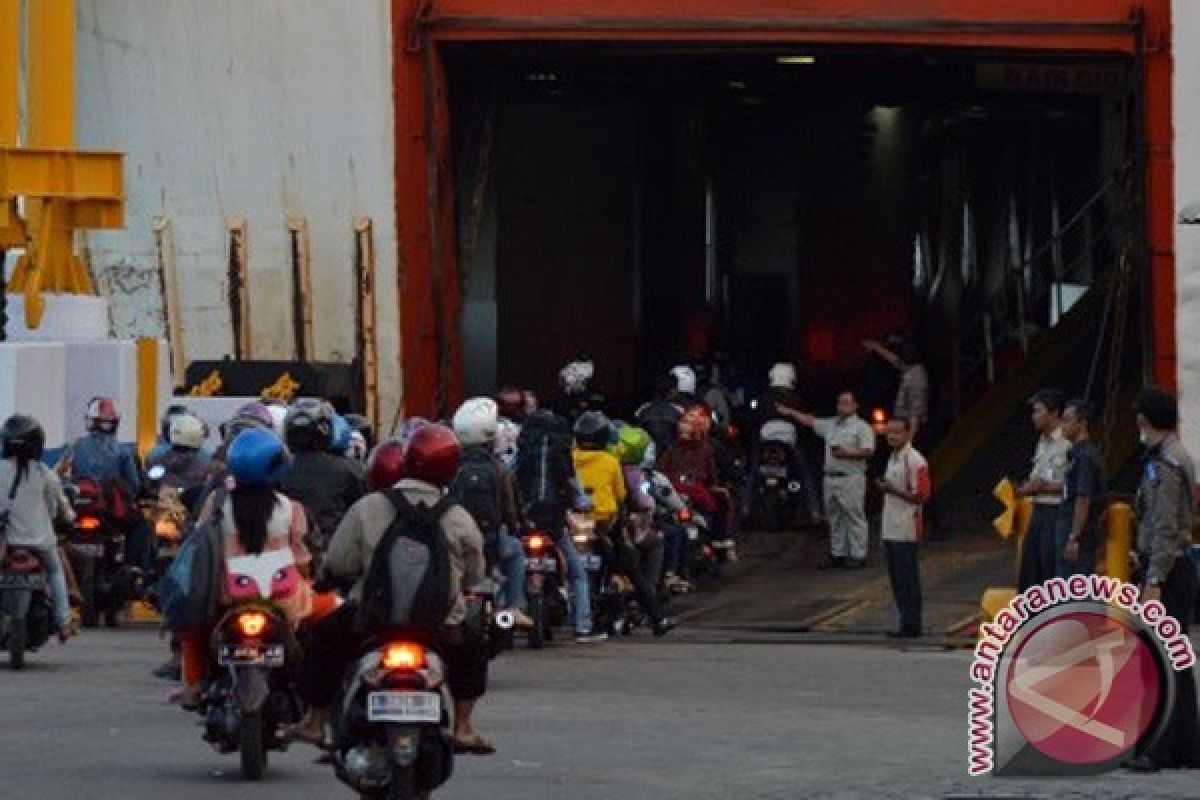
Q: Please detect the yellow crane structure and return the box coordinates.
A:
[1,0,123,329]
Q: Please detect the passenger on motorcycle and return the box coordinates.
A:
[278,399,365,556]
[289,426,494,754]
[178,428,336,708]
[573,412,674,637]
[657,406,737,557]
[515,410,605,643]
[59,397,151,569]
[0,415,77,641]
[614,425,668,592]
[451,397,533,629]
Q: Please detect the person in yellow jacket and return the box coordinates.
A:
[572,411,673,636]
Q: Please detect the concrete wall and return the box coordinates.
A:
[74,0,402,423]
[1174,0,1200,453]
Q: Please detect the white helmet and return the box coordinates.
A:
[494,418,520,468]
[168,413,207,450]
[452,397,499,446]
[266,404,288,438]
[670,365,697,395]
[768,362,798,390]
[760,419,799,447]
[559,360,595,394]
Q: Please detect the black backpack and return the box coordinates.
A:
[449,448,503,536]
[516,413,574,509]
[637,399,682,454]
[356,490,454,636]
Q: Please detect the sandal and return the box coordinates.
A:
[453,734,497,755]
[282,724,330,750]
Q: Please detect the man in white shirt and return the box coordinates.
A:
[877,418,932,638]
[783,390,875,569]
[1016,389,1069,591]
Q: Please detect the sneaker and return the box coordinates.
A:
[575,630,608,644]
[652,617,677,638]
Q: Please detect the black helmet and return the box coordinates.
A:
[573,410,610,448]
[2,414,46,461]
[284,399,336,451]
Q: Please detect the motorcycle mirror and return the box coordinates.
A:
[147,465,167,481]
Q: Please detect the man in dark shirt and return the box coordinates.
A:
[1056,398,1106,578]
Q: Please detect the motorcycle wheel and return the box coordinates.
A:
[385,765,419,800]
[8,617,25,670]
[527,594,545,650]
[239,710,267,780]
[79,558,98,628]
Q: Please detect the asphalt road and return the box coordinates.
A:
[3,626,1199,799]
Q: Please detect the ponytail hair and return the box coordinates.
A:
[229,484,279,555]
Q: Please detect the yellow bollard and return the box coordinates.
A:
[981,496,1034,624]
[1104,502,1133,583]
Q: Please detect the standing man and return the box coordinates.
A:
[1056,399,1106,578]
[1124,387,1200,772]
[1016,389,1069,591]
[876,418,932,638]
[782,390,875,569]
[863,337,929,444]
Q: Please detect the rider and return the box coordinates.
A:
[289,426,493,754]
[146,404,213,465]
[636,372,688,455]
[755,362,821,523]
[451,398,533,629]
[573,411,675,637]
[658,406,736,557]
[615,425,667,591]
[60,396,150,569]
[146,412,212,496]
[278,399,365,555]
[550,358,605,422]
[0,415,77,642]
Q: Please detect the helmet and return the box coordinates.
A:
[344,413,374,450]
[495,388,525,422]
[330,414,353,454]
[397,417,431,448]
[365,439,406,491]
[559,359,594,394]
[679,405,712,440]
[168,414,207,450]
[405,424,461,487]
[226,428,292,487]
[222,401,272,443]
[284,398,335,450]
[86,396,120,434]
[1,415,45,460]
[615,425,651,466]
[759,419,798,447]
[670,365,697,396]
[494,418,520,468]
[160,403,191,440]
[452,397,499,447]
[346,431,369,462]
[265,403,288,438]
[573,410,610,448]
[768,363,798,390]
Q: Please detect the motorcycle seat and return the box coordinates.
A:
[3,549,45,574]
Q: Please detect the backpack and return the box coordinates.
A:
[449,449,503,536]
[637,400,682,454]
[516,414,574,509]
[356,490,454,636]
[160,492,226,632]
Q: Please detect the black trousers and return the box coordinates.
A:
[1017,505,1058,592]
[594,524,663,624]
[1146,556,1200,768]
[884,540,922,633]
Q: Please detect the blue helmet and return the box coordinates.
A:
[330,414,352,454]
[227,428,292,487]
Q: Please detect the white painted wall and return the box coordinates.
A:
[1174,0,1200,454]
[73,0,402,423]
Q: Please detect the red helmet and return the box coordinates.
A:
[495,388,525,421]
[86,396,120,434]
[365,439,407,492]
[404,424,461,487]
[679,405,712,440]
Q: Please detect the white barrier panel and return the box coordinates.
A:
[0,343,68,452]
[184,397,261,449]
[3,293,111,341]
[60,339,172,451]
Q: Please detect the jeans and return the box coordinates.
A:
[31,546,71,629]
[496,532,528,612]
[558,531,593,634]
[662,522,686,574]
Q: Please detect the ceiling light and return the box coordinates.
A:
[776,55,816,65]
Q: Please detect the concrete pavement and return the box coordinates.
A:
[3,626,1199,799]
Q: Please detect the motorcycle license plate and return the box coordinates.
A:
[527,556,556,572]
[759,465,788,478]
[686,526,699,541]
[73,543,105,558]
[367,691,441,723]
[580,554,603,571]
[0,572,44,590]
[217,643,285,667]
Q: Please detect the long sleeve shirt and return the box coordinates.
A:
[1135,435,1196,587]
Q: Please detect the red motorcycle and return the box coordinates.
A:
[0,539,54,669]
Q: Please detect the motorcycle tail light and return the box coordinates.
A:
[237,611,268,637]
[524,534,547,553]
[678,508,692,523]
[78,516,101,531]
[382,642,426,671]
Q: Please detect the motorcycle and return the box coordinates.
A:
[521,531,567,649]
[141,465,187,607]
[198,604,303,780]
[753,419,807,531]
[64,479,137,627]
[331,639,455,800]
[0,540,54,669]
[567,513,640,637]
[671,479,730,584]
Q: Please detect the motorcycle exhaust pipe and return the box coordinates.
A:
[494,610,516,630]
